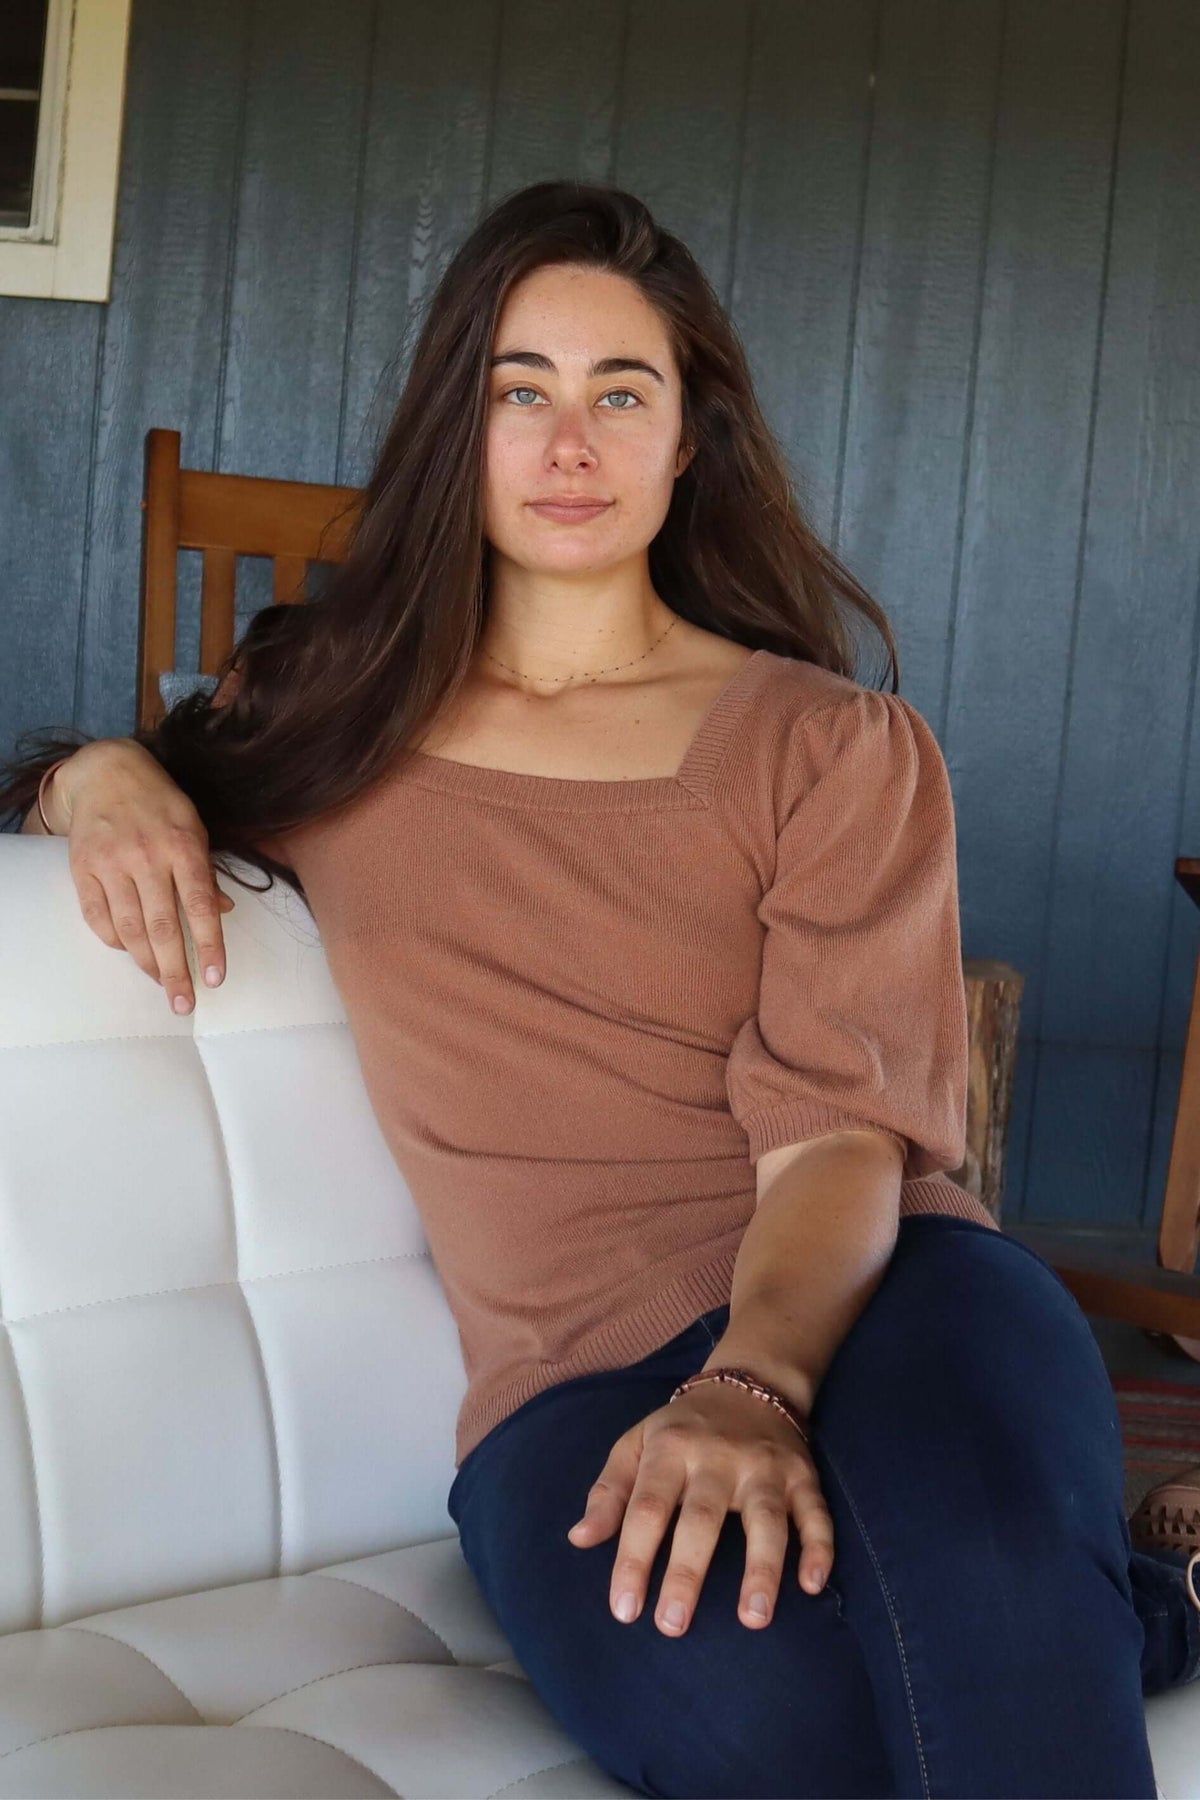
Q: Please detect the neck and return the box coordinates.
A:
[474,610,683,691]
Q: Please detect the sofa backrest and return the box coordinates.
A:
[0,839,466,1633]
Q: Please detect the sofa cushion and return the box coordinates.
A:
[0,844,469,1630]
[0,1537,639,1798]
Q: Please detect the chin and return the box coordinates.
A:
[508,538,627,572]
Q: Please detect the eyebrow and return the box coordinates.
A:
[489,350,665,386]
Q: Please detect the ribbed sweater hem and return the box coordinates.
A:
[454,1170,1000,1466]
[899,1173,1001,1231]
[456,1249,743,1468]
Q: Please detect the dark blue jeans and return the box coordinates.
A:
[447,1214,1200,1798]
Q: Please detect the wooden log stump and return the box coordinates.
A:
[950,959,1025,1225]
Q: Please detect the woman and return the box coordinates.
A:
[5,180,1199,1798]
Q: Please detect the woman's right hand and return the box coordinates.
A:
[54,740,236,1017]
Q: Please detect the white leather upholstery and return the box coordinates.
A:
[0,838,1194,1798]
[0,839,637,1798]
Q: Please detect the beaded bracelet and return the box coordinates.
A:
[669,1365,811,1448]
[36,757,73,833]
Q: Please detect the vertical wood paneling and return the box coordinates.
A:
[942,0,1129,1221]
[73,0,252,730]
[732,1,877,544]
[338,0,501,487]
[218,0,375,486]
[1035,0,1200,1228]
[487,0,627,201]
[1133,0,1200,1227]
[612,0,754,301]
[0,300,99,733]
[3,0,1199,1237]
[838,0,1003,707]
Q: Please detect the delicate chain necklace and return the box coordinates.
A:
[483,614,681,686]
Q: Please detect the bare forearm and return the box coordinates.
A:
[701,1133,904,1419]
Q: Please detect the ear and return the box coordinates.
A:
[675,435,696,478]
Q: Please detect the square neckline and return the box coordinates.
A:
[398,646,773,811]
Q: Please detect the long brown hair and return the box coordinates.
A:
[1,179,899,905]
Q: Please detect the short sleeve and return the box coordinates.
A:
[724,688,969,1182]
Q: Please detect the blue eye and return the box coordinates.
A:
[499,387,643,410]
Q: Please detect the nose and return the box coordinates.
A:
[544,403,597,470]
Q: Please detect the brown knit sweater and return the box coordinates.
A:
[227,647,999,1468]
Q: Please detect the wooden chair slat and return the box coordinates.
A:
[139,429,183,730]
[177,468,360,560]
[273,554,308,608]
[139,428,362,730]
[199,547,237,675]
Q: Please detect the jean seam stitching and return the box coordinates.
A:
[819,1438,932,1799]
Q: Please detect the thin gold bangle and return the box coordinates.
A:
[36,757,72,833]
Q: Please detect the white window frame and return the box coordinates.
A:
[0,0,133,302]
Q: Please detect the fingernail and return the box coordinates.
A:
[615,1591,637,1623]
[173,994,191,1014]
[748,1592,769,1618]
[204,966,222,987]
[660,1600,686,1630]
[812,1568,827,1592]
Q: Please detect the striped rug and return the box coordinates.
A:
[1113,1375,1200,1520]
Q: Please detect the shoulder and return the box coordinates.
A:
[753,650,866,724]
[730,652,950,827]
[751,650,934,757]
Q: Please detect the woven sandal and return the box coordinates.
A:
[1129,1466,1200,1613]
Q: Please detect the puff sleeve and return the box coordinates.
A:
[724,687,969,1182]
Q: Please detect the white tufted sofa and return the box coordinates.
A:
[0,837,640,1799]
[1,836,1198,1799]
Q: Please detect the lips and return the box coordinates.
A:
[529,499,613,522]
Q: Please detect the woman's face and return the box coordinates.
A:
[482,262,694,579]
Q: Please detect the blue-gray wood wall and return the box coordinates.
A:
[2,0,1198,1235]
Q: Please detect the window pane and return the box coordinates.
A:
[0,0,49,89]
[0,0,49,228]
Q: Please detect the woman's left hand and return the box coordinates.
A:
[565,1379,833,1636]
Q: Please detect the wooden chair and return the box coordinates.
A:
[136,427,1200,1344]
[137,428,362,733]
[955,958,1023,1216]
